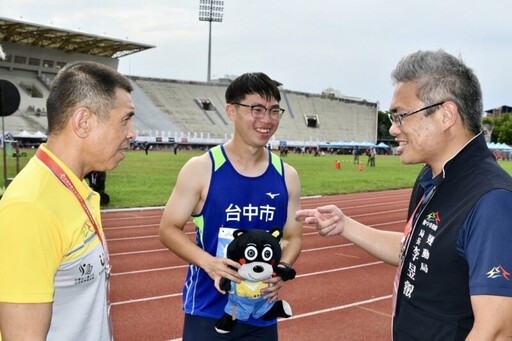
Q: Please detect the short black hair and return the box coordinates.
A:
[225,72,281,104]
[47,61,133,134]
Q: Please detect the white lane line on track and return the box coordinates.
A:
[110,245,356,275]
[302,218,406,234]
[164,293,392,341]
[111,264,188,276]
[109,240,357,258]
[279,294,392,321]
[101,194,408,215]
[110,248,169,256]
[302,199,409,210]
[104,223,160,231]
[108,230,195,241]
[108,234,160,241]
[106,218,406,242]
[102,206,165,213]
[110,244,361,276]
[163,295,392,341]
[110,292,182,306]
[102,202,408,232]
[111,261,385,305]
[350,208,406,218]
[295,261,384,278]
[300,243,354,252]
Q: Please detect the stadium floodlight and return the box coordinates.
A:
[198,0,224,82]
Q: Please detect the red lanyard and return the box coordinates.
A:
[36,148,106,248]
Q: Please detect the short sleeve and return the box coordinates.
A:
[0,201,63,303]
[458,189,512,296]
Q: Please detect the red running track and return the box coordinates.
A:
[103,188,412,341]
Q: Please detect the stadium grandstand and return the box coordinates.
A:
[0,16,379,150]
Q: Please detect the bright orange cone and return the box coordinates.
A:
[334,160,341,170]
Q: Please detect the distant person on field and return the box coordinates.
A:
[367,147,376,167]
[85,170,111,205]
[0,61,136,340]
[353,147,360,164]
[159,72,303,340]
[296,49,512,340]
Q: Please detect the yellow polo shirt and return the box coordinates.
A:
[0,144,111,340]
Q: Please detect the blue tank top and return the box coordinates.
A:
[183,145,288,327]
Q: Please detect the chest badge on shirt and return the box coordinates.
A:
[82,222,95,238]
[75,262,95,285]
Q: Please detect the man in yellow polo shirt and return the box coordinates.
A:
[0,61,136,340]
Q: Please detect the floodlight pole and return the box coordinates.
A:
[207,19,213,83]
[199,0,224,83]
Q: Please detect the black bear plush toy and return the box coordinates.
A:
[215,228,296,334]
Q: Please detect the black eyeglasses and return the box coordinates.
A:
[232,102,285,120]
[388,101,445,126]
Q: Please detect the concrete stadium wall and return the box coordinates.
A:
[1,61,378,145]
[130,77,378,145]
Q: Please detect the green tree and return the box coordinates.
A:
[483,114,512,145]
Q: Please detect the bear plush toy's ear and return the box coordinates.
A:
[233,229,247,238]
[269,227,282,242]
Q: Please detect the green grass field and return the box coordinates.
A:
[3,148,512,209]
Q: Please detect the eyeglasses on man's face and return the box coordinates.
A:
[232,102,285,120]
[387,101,445,126]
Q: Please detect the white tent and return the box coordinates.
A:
[13,130,33,138]
[33,131,48,139]
[12,130,47,140]
[487,142,512,150]
[376,142,390,149]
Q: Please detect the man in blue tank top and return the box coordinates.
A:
[159,72,303,340]
[297,50,512,340]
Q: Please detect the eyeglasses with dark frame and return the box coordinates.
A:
[388,101,446,126]
[232,102,285,120]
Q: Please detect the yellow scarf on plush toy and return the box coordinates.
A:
[233,280,268,299]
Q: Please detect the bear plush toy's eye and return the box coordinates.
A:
[262,246,273,261]
[245,245,258,261]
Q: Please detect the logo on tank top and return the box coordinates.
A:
[265,192,280,199]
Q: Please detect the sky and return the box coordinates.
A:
[1,0,511,111]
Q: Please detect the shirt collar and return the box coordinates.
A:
[437,132,482,179]
[38,144,94,199]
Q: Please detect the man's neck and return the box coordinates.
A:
[45,137,85,180]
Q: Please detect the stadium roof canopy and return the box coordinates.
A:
[0,16,155,58]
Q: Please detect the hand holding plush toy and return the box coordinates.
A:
[215,228,296,334]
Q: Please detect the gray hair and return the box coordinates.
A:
[391,49,482,134]
[46,61,133,134]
